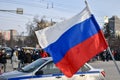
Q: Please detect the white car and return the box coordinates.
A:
[0,57,105,80]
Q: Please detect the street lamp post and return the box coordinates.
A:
[16,8,23,14]
[0,8,23,14]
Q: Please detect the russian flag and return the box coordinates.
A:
[35,6,108,77]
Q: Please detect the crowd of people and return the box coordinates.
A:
[91,49,120,62]
[0,47,49,73]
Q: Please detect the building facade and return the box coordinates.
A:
[0,29,18,47]
[109,16,120,36]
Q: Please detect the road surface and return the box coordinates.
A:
[89,61,120,80]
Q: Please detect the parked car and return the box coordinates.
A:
[0,57,105,80]
[1,47,12,59]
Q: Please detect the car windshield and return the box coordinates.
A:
[19,58,48,73]
[5,48,11,50]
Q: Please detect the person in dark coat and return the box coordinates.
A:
[18,48,27,68]
[32,50,41,61]
[25,50,32,64]
[0,49,7,72]
[0,49,3,73]
[10,48,14,64]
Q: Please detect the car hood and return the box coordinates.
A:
[91,68,104,72]
[0,70,30,79]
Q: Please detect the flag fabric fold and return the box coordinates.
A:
[35,6,108,77]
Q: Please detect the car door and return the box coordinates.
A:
[61,64,91,80]
[36,62,89,80]
[33,61,63,80]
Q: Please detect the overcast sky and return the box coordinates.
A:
[0,0,120,35]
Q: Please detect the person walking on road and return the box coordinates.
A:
[40,49,49,58]
[25,50,32,65]
[0,49,7,72]
[10,48,14,64]
[18,48,26,69]
[0,49,3,74]
[12,50,20,70]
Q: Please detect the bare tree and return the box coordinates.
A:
[25,16,56,47]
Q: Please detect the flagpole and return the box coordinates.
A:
[107,47,120,74]
[84,0,91,14]
[85,0,88,7]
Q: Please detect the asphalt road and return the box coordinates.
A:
[2,59,120,80]
[89,61,120,80]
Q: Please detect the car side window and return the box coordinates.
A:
[40,61,61,75]
[78,64,91,72]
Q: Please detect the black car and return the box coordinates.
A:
[2,47,13,59]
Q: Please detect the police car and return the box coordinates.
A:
[0,57,105,80]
